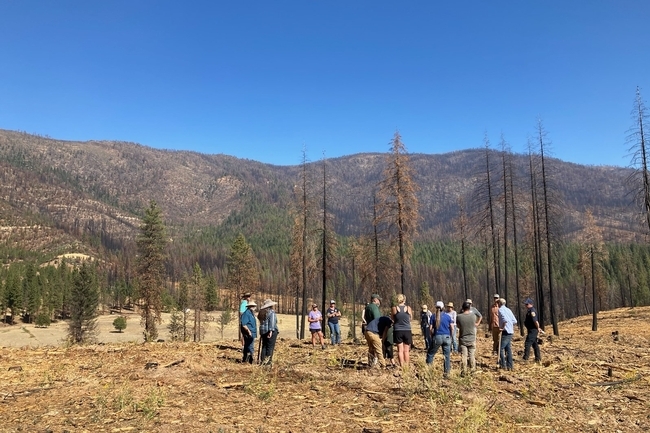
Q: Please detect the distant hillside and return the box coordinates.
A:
[0,129,641,262]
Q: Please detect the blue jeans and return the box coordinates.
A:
[261,331,278,365]
[328,322,341,345]
[500,332,513,369]
[451,330,458,353]
[421,325,431,350]
[242,334,255,364]
[426,334,451,374]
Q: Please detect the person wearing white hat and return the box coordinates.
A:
[465,298,483,327]
[240,300,258,364]
[258,299,279,365]
[426,300,454,377]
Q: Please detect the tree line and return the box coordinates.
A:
[2,90,650,341]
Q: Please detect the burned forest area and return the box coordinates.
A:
[1,306,649,433]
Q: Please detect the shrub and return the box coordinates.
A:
[113,316,127,333]
[35,312,51,328]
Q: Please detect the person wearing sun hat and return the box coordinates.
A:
[240,300,258,364]
[258,299,279,365]
[326,300,342,345]
[523,298,542,363]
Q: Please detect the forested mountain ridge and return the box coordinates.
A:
[0,128,639,263]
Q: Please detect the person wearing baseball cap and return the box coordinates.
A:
[426,300,454,377]
[327,300,342,345]
[523,298,542,363]
[362,294,381,336]
[465,298,483,327]
[489,294,501,355]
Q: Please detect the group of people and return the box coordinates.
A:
[362,293,543,376]
[238,290,544,374]
[239,293,280,365]
[239,293,343,364]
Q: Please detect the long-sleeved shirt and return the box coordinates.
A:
[498,305,517,335]
[490,303,500,329]
[241,308,257,338]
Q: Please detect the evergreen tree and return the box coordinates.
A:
[136,200,168,342]
[226,233,260,301]
[68,262,99,344]
[204,273,219,312]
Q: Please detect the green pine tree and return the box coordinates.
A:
[136,200,168,342]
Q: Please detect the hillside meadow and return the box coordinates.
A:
[1,307,649,432]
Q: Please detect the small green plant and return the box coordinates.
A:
[218,307,233,339]
[138,387,165,420]
[245,366,276,401]
[112,315,127,333]
[113,385,135,413]
[35,312,51,328]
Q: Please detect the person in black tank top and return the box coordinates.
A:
[391,294,413,367]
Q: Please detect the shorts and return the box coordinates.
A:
[310,328,322,334]
[393,330,412,345]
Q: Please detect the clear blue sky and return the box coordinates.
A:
[1,1,649,167]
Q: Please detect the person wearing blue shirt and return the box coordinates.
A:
[426,301,454,377]
[498,298,518,371]
[240,300,258,364]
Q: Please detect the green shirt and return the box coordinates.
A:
[364,303,381,324]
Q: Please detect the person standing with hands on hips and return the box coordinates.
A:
[326,300,342,345]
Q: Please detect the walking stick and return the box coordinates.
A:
[496,331,502,368]
[257,334,263,364]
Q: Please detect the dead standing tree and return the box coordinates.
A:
[375,131,420,297]
[535,120,564,336]
[290,150,318,339]
[626,87,650,239]
[318,156,338,324]
[579,210,609,331]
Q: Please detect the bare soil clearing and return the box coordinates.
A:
[1,308,649,432]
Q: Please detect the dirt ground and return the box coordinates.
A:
[1,307,649,432]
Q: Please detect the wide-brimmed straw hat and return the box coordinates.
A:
[261,299,277,309]
[246,300,257,308]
